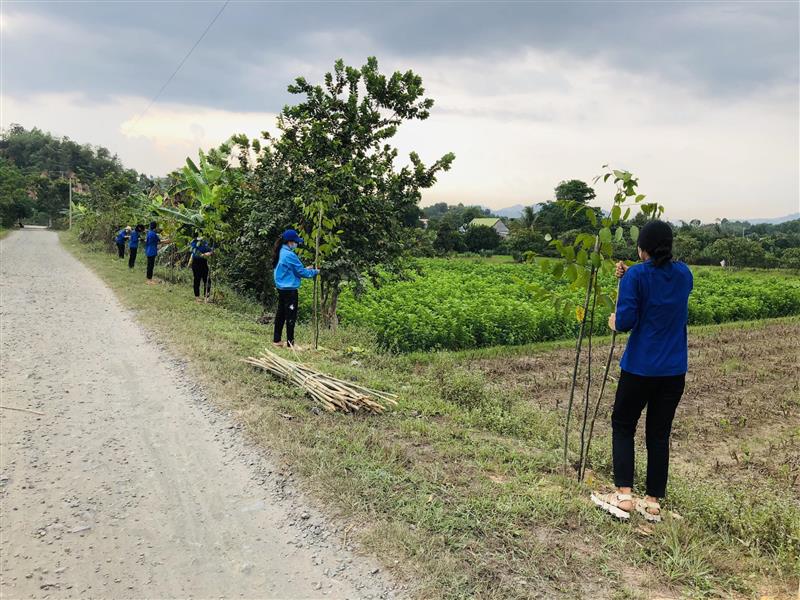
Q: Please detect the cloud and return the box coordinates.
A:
[1,2,797,220]
[1,92,276,175]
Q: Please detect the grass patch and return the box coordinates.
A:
[62,232,800,599]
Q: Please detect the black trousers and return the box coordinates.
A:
[146,255,156,280]
[611,370,685,498]
[117,242,125,258]
[192,258,210,298]
[128,247,138,269]
[273,289,299,344]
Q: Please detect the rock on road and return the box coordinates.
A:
[0,230,395,599]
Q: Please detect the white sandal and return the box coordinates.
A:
[590,492,633,520]
[636,498,662,523]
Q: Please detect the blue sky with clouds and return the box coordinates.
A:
[2,1,798,220]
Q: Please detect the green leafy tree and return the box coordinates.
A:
[0,158,33,225]
[519,206,538,229]
[433,221,465,253]
[705,237,767,267]
[673,233,701,264]
[464,225,501,252]
[555,179,596,205]
[256,57,455,326]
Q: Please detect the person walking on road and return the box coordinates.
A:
[115,226,130,258]
[271,229,319,349]
[189,235,213,302]
[144,222,160,284]
[591,220,693,523]
[128,224,144,269]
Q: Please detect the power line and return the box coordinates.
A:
[123,0,230,136]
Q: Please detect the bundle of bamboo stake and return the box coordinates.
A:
[243,349,398,414]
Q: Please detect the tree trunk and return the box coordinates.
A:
[321,282,340,330]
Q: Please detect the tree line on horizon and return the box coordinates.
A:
[420,181,800,269]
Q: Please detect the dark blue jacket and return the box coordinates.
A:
[115,229,127,244]
[190,239,213,258]
[129,230,140,249]
[145,230,160,258]
[616,260,693,376]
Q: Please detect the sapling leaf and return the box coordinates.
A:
[623,207,631,221]
[576,249,588,266]
[566,263,577,282]
[553,262,564,279]
[591,252,601,268]
[599,227,612,244]
[611,205,621,224]
[615,227,624,242]
[630,225,640,243]
[585,208,597,227]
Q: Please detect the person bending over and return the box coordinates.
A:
[144,222,160,284]
[128,224,144,269]
[115,226,130,258]
[271,229,319,349]
[190,235,214,302]
[592,220,693,522]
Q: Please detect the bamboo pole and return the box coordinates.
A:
[243,348,397,414]
[580,277,622,481]
[313,206,323,350]
[577,268,600,480]
[562,236,600,476]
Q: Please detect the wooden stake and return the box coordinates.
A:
[313,206,323,350]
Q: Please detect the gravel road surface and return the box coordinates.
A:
[0,230,396,599]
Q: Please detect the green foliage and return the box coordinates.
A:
[250,57,455,324]
[433,221,465,253]
[0,157,34,225]
[464,224,500,252]
[323,260,800,351]
[554,179,596,205]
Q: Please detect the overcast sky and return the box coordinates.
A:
[1,1,798,221]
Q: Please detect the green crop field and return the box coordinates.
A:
[310,259,800,351]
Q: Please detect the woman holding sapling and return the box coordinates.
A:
[271,229,319,349]
[592,220,693,523]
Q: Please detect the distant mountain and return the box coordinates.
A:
[745,212,799,225]
[668,212,799,226]
[494,204,526,218]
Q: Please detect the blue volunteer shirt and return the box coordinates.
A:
[273,245,318,290]
[128,230,140,249]
[190,239,213,258]
[616,260,693,377]
[144,230,160,258]
[115,229,127,244]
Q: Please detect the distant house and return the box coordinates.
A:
[467,217,510,238]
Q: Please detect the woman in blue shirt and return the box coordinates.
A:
[592,221,693,522]
[115,226,130,258]
[271,229,319,348]
[144,221,161,284]
[128,224,144,269]
[190,235,214,302]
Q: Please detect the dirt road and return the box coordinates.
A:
[0,231,395,599]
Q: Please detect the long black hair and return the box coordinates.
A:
[637,220,673,267]
[271,235,284,268]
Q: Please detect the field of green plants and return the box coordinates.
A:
[311,259,800,351]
